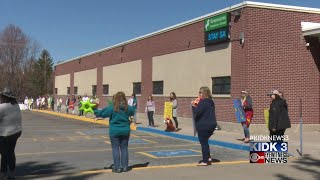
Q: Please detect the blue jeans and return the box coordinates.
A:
[110,135,130,169]
[242,124,250,138]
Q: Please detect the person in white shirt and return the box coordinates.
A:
[0,88,22,179]
[29,98,34,110]
[24,97,29,110]
[57,97,62,113]
[82,94,89,102]
[36,96,41,109]
[41,96,46,109]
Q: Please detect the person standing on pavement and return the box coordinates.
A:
[69,95,76,114]
[267,90,291,142]
[170,92,180,131]
[57,97,62,113]
[51,98,55,112]
[145,95,155,127]
[41,96,46,109]
[24,97,28,110]
[240,90,254,143]
[0,88,22,179]
[36,96,41,109]
[94,92,135,173]
[128,94,137,124]
[191,87,217,166]
[77,96,83,116]
[65,96,70,114]
[47,95,52,110]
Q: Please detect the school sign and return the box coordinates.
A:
[204,13,230,45]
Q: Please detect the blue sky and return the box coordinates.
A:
[1,0,319,63]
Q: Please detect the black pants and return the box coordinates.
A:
[269,129,286,142]
[173,117,178,129]
[147,111,154,126]
[198,129,214,163]
[0,131,22,173]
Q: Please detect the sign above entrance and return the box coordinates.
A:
[205,27,229,45]
[204,13,229,32]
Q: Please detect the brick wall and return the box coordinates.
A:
[54,7,320,124]
[234,8,320,124]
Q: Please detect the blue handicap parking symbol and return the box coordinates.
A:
[129,139,150,144]
[147,150,200,158]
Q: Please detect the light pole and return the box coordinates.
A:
[44,54,47,95]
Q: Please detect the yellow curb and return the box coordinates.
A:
[79,160,249,175]
[32,110,109,126]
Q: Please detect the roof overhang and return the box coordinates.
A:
[301,22,320,37]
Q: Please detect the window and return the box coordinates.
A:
[133,82,141,95]
[74,87,78,95]
[153,81,163,95]
[67,87,70,95]
[55,88,58,95]
[92,85,97,96]
[212,76,231,94]
[103,84,109,95]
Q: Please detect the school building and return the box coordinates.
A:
[54,1,320,131]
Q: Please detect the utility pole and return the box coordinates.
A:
[45,54,47,95]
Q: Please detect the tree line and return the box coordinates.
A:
[0,24,54,102]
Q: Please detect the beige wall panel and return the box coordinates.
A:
[55,74,70,95]
[103,60,141,95]
[74,69,97,95]
[152,44,231,96]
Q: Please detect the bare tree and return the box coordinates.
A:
[0,24,40,100]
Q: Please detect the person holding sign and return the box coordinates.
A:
[163,102,175,132]
[240,90,253,143]
[191,87,217,166]
[170,92,179,131]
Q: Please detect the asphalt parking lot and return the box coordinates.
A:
[14,111,248,179]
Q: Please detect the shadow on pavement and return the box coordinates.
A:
[15,161,102,180]
[274,154,320,180]
[103,162,150,170]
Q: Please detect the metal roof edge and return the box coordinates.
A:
[56,1,320,66]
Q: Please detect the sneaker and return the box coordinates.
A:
[112,168,122,173]
[122,167,132,172]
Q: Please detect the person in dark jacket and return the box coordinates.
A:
[267,90,291,142]
[192,86,217,166]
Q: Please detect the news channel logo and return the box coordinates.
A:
[249,142,289,163]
